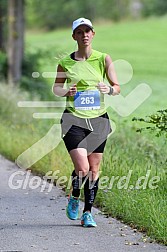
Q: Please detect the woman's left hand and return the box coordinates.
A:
[96,82,110,94]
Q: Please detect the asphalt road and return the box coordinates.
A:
[0,155,166,252]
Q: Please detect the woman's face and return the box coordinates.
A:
[72,25,95,47]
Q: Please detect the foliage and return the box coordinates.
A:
[0,48,53,100]
[0,0,7,51]
[141,0,167,16]
[21,48,53,100]
[2,0,167,35]
[0,50,7,80]
[25,0,167,31]
[132,109,167,137]
[26,0,131,30]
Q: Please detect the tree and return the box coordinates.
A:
[141,0,167,16]
[0,4,3,50]
[25,0,131,30]
[0,0,7,51]
[7,0,25,84]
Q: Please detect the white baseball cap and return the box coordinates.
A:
[72,18,93,32]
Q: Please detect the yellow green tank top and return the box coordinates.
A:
[59,49,107,118]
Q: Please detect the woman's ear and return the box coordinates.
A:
[92,31,95,37]
[72,33,76,41]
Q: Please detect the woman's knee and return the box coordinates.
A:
[75,165,89,177]
[70,148,90,177]
[89,166,100,180]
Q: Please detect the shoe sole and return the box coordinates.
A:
[81,220,97,227]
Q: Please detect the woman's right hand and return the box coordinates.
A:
[67,84,77,96]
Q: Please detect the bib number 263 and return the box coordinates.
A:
[74,90,100,110]
[81,96,94,105]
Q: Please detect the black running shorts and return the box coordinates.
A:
[61,109,111,153]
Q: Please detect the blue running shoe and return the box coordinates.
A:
[81,211,97,227]
[66,195,79,220]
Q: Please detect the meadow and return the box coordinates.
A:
[0,17,166,244]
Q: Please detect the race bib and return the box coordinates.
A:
[74,90,100,110]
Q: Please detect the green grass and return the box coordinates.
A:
[1,17,167,244]
[96,126,167,243]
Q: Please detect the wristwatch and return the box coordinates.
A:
[108,86,114,95]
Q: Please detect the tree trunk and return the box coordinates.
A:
[7,0,24,85]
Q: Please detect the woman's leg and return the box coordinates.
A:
[69,148,89,198]
[83,153,103,212]
[66,148,89,220]
[69,148,89,177]
[88,152,102,180]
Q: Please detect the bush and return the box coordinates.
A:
[0,50,7,80]
[0,48,53,100]
[132,109,167,137]
[141,0,167,17]
[21,48,53,100]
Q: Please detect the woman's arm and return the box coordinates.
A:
[97,55,120,96]
[52,64,77,97]
[105,54,120,95]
